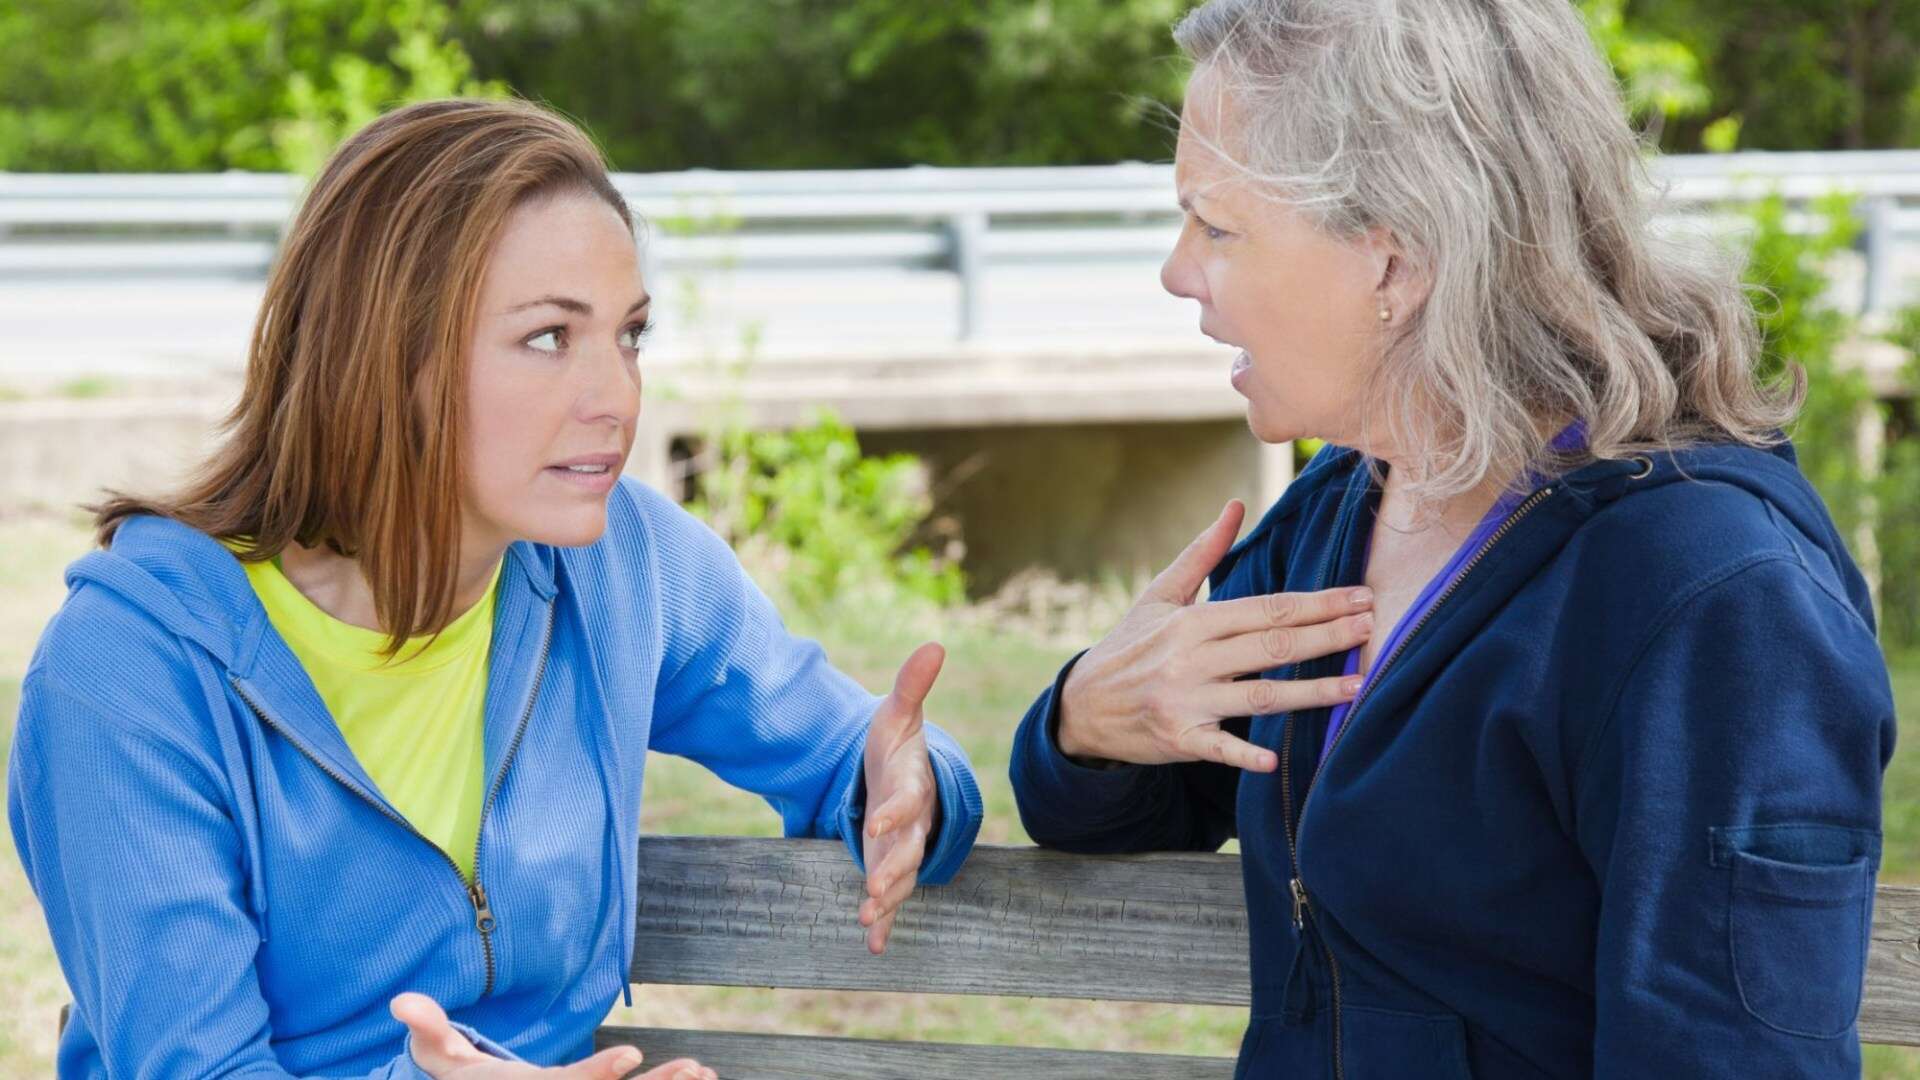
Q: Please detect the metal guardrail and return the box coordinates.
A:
[3,151,1919,338]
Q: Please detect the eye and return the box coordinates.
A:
[618,319,654,351]
[1193,215,1228,241]
[525,327,567,353]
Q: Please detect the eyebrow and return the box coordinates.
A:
[504,293,652,317]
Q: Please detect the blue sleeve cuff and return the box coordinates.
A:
[835,722,984,886]
[404,1020,523,1076]
[918,725,984,885]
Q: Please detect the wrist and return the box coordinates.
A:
[1054,667,1090,759]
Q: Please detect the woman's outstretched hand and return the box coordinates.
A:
[392,993,716,1080]
[1056,500,1375,772]
[858,641,946,956]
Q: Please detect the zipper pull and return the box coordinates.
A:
[1289,877,1309,930]
[468,881,496,935]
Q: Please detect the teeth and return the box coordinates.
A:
[563,465,608,473]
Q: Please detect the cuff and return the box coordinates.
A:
[835,723,985,885]
[1012,652,1161,815]
[917,725,984,884]
[404,1020,523,1077]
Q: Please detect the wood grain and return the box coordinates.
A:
[596,1025,1236,1079]
[631,837,1253,1006]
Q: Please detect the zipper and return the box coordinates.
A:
[468,602,556,997]
[230,678,478,938]
[228,599,556,1001]
[1282,481,1558,1080]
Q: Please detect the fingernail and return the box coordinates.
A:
[1342,677,1362,694]
[1350,588,1373,607]
[618,1048,643,1070]
[1356,612,1374,631]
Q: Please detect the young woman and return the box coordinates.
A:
[8,99,983,1079]
[1011,1,1895,1076]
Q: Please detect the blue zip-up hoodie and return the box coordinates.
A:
[1011,440,1895,1078]
[9,476,984,1078]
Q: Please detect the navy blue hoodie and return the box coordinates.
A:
[1011,440,1895,1078]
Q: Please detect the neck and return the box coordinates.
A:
[277,532,506,635]
[1372,450,1508,541]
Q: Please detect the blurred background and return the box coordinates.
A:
[1,0,1918,1073]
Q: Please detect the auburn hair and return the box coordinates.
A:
[92,98,632,654]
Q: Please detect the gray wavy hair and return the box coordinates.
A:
[1174,0,1801,501]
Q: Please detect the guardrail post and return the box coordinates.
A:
[1862,195,1898,318]
[950,211,988,341]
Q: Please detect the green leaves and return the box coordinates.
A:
[0,0,502,173]
[690,411,967,614]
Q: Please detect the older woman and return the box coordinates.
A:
[1010,1,1894,1076]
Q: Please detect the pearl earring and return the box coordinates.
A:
[1377,304,1391,323]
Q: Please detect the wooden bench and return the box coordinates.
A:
[58,836,1920,1075]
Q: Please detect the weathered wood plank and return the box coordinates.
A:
[595,1025,1237,1080]
[633,837,1920,1047]
[1865,884,1920,1045]
[631,837,1253,1006]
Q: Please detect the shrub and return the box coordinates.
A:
[689,410,966,614]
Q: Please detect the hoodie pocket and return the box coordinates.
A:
[1712,824,1878,1039]
[1340,1005,1475,1080]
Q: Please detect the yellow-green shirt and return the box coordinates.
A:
[231,548,500,882]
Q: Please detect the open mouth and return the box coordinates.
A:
[545,455,622,491]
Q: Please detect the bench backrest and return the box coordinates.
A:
[57,836,1920,1076]
[604,836,1920,1078]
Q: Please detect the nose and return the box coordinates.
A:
[579,341,641,428]
[1160,240,1206,304]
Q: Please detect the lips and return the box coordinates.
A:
[544,451,624,493]
[549,452,623,471]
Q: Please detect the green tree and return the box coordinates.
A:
[1578,0,1711,133]
[456,0,1196,170]
[0,0,499,172]
[1633,0,1920,151]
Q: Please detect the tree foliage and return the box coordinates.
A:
[10,0,1910,173]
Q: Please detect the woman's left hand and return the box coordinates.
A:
[858,641,946,955]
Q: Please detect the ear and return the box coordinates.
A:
[1359,226,1430,327]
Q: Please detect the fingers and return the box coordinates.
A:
[390,992,481,1076]
[887,641,946,714]
[867,643,941,766]
[865,832,927,907]
[866,783,926,840]
[866,903,900,955]
[1189,611,1374,679]
[1172,724,1279,772]
[1193,674,1362,719]
[565,1044,645,1079]
[1143,500,1246,606]
[635,1058,716,1080]
[1195,586,1374,640]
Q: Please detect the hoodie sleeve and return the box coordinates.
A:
[1575,556,1895,1078]
[641,492,983,885]
[7,670,522,1079]
[1007,651,1241,853]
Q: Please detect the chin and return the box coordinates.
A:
[1244,405,1298,446]
[524,507,610,549]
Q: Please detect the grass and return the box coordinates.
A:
[0,513,1916,1074]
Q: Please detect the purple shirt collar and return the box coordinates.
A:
[1316,419,1586,762]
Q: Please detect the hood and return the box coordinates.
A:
[1582,437,1877,632]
